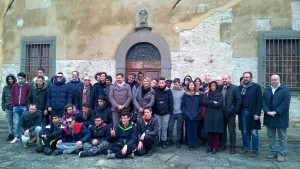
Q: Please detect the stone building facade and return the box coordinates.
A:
[0,0,299,122]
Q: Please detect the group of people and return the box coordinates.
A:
[1,68,291,162]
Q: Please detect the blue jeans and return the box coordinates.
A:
[167,113,183,142]
[242,108,259,152]
[185,120,199,146]
[5,109,14,135]
[13,106,27,135]
[267,127,287,156]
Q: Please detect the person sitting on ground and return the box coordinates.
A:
[94,95,112,126]
[19,104,42,148]
[136,107,158,156]
[79,114,110,157]
[35,115,65,155]
[107,112,137,159]
[55,116,90,155]
[75,102,95,128]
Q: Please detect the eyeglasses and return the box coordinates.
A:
[66,121,73,124]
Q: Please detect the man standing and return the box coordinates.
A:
[47,72,72,118]
[239,71,262,157]
[93,72,109,109]
[109,73,132,127]
[67,71,83,106]
[31,68,51,87]
[19,104,42,148]
[219,74,241,154]
[153,77,173,149]
[1,74,17,141]
[10,72,31,143]
[262,74,291,162]
[75,76,95,110]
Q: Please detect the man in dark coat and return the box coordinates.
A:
[1,74,17,141]
[94,95,112,126]
[75,102,95,128]
[47,72,72,117]
[67,71,83,107]
[219,74,241,154]
[75,76,94,110]
[28,76,49,126]
[239,71,262,157]
[153,77,173,149]
[93,72,109,109]
[262,74,291,162]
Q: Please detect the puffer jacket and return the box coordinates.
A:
[47,78,72,109]
[153,87,173,116]
[11,82,31,107]
[27,81,48,111]
[1,74,17,110]
[181,92,203,121]
[114,121,137,146]
[61,122,91,143]
[67,78,83,105]
[19,110,42,133]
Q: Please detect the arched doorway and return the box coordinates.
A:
[116,29,171,79]
[126,42,161,80]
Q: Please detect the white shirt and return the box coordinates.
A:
[271,83,281,95]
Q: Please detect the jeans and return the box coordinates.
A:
[242,108,259,152]
[185,120,198,146]
[221,114,236,148]
[167,113,183,142]
[13,106,27,135]
[21,126,42,144]
[56,142,83,154]
[155,114,170,142]
[267,127,287,156]
[5,109,14,135]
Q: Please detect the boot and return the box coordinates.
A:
[161,141,168,149]
[6,134,14,141]
[29,136,37,144]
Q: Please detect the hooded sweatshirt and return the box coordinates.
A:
[1,74,17,110]
[10,77,31,107]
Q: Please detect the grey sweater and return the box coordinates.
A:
[171,87,185,114]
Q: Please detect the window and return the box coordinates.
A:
[21,36,56,81]
[258,30,300,94]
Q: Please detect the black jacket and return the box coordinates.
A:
[93,82,109,109]
[27,82,48,111]
[75,84,95,110]
[94,103,112,125]
[114,121,137,146]
[19,110,42,134]
[1,74,17,110]
[67,78,83,105]
[40,122,65,139]
[75,110,95,128]
[219,84,242,118]
[153,87,173,116]
[89,122,110,143]
[137,115,158,139]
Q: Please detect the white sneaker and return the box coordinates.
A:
[10,137,20,143]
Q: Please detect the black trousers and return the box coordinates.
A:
[136,135,155,156]
[220,114,236,148]
[108,142,136,159]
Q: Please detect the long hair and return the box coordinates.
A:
[185,81,200,95]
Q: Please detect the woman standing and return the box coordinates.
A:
[133,77,155,121]
[194,77,204,92]
[203,81,224,154]
[181,81,203,150]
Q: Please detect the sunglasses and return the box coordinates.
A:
[66,121,73,124]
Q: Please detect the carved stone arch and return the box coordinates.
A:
[116,29,171,78]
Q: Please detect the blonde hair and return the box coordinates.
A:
[142,77,151,87]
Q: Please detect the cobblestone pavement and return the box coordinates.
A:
[0,112,299,169]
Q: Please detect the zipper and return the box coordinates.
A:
[18,85,22,105]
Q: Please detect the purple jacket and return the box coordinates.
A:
[11,82,31,107]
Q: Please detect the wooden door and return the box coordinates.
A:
[126,60,160,80]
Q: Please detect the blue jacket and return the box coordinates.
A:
[114,121,137,146]
[61,122,91,143]
[181,92,203,121]
[262,84,291,128]
[47,78,72,109]
[67,78,83,105]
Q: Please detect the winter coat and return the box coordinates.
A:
[114,121,137,146]
[1,74,17,110]
[75,84,95,110]
[203,91,224,133]
[137,115,158,139]
[94,103,112,125]
[238,82,262,130]
[262,84,291,128]
[27,82,48,111]
[181,92,203,121]
[218,84,242,118]
[75,110,95,128]
[133,86,155,113]
[93,82,109,108]
[61,122,91,143]
[89,122,110,143]
[11,82,31,107]
[47,78,72,109]
[109,82,132,112]
[19,110,42,134]
[67,78,83,105]
[153,87,173,116]
[40,122,65,139]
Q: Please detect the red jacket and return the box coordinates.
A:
[11,82,31,107]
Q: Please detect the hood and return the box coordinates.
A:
[6,74,17,85]
[54,77,66,85]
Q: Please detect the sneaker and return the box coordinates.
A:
[161,141,168,149]
[79,151,88,158]
[249,151,258,157]
[6,134,14,141]
[266,153,277,159]
[35,146,44,153]
[128,153,134,159]
[10,137,20,143]
[147,149,153,156]
[211,148,217,154]
[107,149,112,154]
[54,150,64,155]
[23,143,28,148]
[44,148,52,155]
[240,149,249,154]
[277,156,285,162]
[107,153,116,159]
[28,137,37,144]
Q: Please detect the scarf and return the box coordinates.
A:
[116,81,125,88]
[241,81,253,95]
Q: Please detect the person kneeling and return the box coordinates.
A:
[107,112,137,159]
[55,116,90,155]
[79,114,110,157]
[36,115,65,155]
[136,107,158,156]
